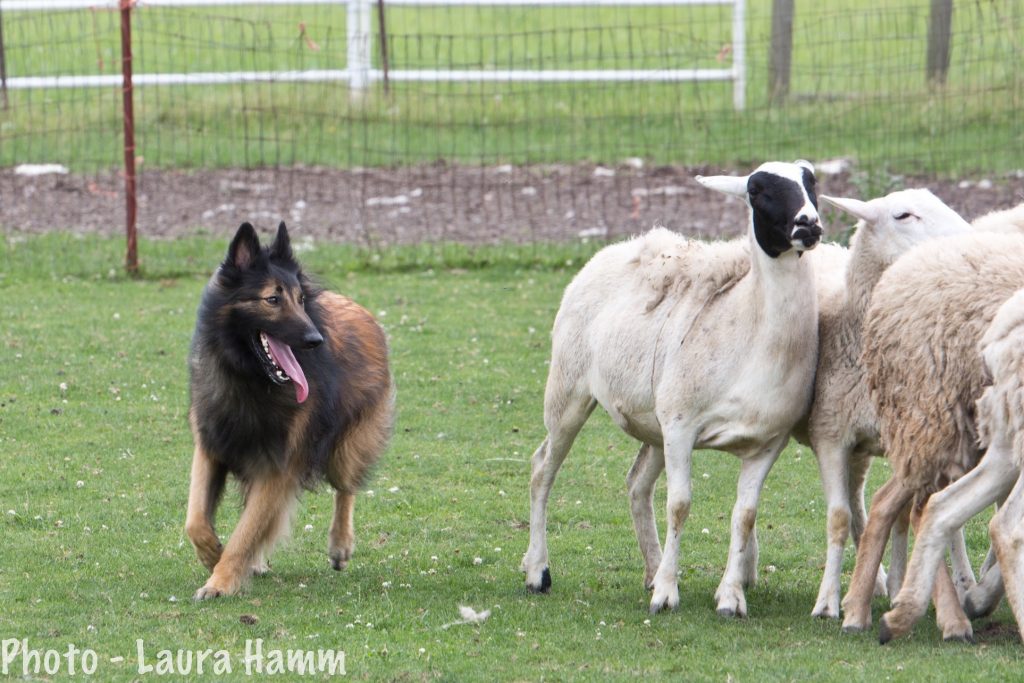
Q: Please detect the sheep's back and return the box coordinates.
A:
[863,232,1024,493]
[629,227,750,312]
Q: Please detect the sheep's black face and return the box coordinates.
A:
[748,166,822,258]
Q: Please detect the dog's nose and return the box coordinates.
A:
[302,331,324,349]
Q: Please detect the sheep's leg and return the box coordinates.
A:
[626,444,665,590]
[950,527,978,601]
[989,452,1024,639]
[886,502,911,598]
[877,452,1014,643]
[965,562,1005,619]
[649,423,696,614]
[979,539,999,580]
[920,511,974,643]
[714,439,786,618]
[964,504,1007,619]
[847,452,889,598]
[811,442,854,619]
[522,398,596,593]
[841,476,914,633]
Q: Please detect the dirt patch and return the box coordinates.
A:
[2,163,1023,244]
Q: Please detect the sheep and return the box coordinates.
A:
[969,202,1024,234]
[838,230,1024,640]
[794,189,975,619]
[980,289,1024,640]
[872,287,1024,643]
[521,160,824,616]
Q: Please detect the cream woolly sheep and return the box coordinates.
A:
[874,287,1024,643]
[840,231,1024,640]
[797,189,974,619]
[521,161,823,616]
[969,202,1024,234]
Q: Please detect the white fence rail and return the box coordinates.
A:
[0,0,746,109]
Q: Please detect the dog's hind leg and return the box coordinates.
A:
[194,473,300,600]
[185,443,228,572]
[326,399,394,572]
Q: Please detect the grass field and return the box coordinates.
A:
[1,1,1021,174]
[1,233,1022,681]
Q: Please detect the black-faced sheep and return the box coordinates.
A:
[521,160,823,616]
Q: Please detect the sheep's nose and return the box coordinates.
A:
[791,221,822,247]
[302,331,324,349]
[794,213,818,228]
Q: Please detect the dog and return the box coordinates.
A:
[185,221,393,600]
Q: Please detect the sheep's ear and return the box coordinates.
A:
[819,195,880,224]
[794,159,815,175]
[696,174,749,198]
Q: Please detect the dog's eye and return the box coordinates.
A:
[299,294,306,306]
[265,296,280,305]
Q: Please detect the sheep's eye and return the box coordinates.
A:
[894,212,913,220]
[264,295,280,305]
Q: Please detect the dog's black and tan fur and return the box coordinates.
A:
[185,222,393,600]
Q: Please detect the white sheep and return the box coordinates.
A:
[799,189,974,619]
[840,231,1024,640]
[521,160,823,616]
[969,202,1024,234]
[871,287,1024,643]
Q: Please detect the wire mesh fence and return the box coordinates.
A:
[0,0,1022,248]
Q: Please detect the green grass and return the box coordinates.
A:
[0,2,1021,174]
[1,234,1021,681]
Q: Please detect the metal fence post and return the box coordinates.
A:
[926,0,952,85]
[120,0,138,274]
[347,0,373,93]
[0,5,9,111]
[731,0,745,111]
[768,0,793,105]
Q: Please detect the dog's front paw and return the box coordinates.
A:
[193,575,241,601]
[329,545,353,571]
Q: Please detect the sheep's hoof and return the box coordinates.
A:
[526,567,552,594]
[878,616,894,645]
[942,627,974,644]
[717,607,738,618]
[648,585,679,614]
[649,600,676,615]
[841,621,870,634]
[963,591,997,619]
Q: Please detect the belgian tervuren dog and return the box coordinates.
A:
[185,222,393,600]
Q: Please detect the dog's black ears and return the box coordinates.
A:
[226,222,261,270]
[269,221,293,262]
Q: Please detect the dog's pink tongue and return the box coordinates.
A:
[265,335,310,403]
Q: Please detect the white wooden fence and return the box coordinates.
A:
[0,0,746,109]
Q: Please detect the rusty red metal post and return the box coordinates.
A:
[120,0,138,274]
[0,6,10,111]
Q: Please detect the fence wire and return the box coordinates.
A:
[0,1,1022,245]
